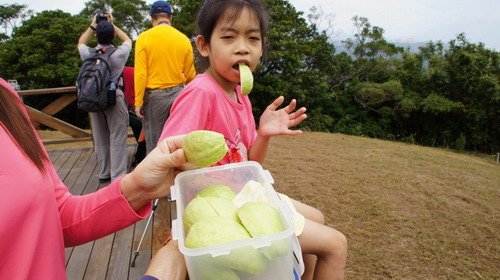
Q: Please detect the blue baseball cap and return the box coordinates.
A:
[150,1,173,15]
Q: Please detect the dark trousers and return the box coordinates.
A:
[129,111,146,166]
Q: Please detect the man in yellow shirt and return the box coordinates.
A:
[134,0,196,154]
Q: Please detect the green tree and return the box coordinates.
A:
[0,3,32,41]
[251,0,337,131]
[332,16,404,138]
[340,16,403,84]
[0,10,89,128]
[169,0,202,37]
[394,35,499,152]
[79,0,149,38]
[0,10,86,88]
[444,34,500,152]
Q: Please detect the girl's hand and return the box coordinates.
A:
[258,96,307,137]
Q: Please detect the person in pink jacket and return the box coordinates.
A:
[0,77,187,279]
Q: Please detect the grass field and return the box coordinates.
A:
[264,132,499,279]
[40,130,500,279]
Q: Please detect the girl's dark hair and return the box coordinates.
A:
[0,83,48,173]
[196,0,269,54]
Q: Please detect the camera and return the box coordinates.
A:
[95,11,107,23]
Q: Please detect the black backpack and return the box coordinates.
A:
[76,47,118,112]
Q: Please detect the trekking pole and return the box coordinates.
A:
[131,198,159,267]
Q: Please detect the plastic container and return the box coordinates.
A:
[171,161,297,280]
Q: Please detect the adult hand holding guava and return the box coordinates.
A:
[258,96,307,138]
[121,135,187,211]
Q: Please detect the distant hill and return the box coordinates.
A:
[332,39,432,54]
[393,40,429,52]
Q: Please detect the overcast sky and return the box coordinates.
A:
[4,0,499,50]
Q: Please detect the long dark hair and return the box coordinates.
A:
[0,82,48,172]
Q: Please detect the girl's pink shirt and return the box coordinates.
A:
[159,73,257,164]
[0,78,150,279]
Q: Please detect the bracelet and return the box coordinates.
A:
[89,25,96,31]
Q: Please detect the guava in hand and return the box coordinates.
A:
[183,130,229,167]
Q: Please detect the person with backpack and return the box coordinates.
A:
[77,12,132,183]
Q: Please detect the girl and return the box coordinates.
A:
[159,0,347,279]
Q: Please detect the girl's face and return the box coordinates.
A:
[196,6,263,94]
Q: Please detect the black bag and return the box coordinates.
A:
[76,47,117,112]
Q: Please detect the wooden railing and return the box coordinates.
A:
[19,86,135,145]
[18,86,93,145]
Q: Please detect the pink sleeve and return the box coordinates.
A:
[51,168,150,246]
[46,154,150,247]
[159,84,212,142]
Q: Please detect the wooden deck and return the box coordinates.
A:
[49,145,175,280]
